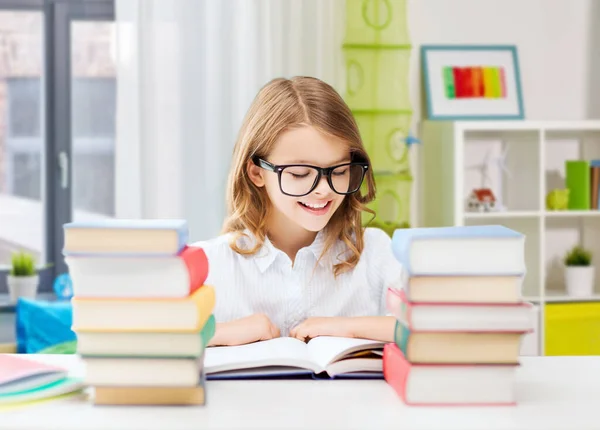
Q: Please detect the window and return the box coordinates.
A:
[0,1,115,295]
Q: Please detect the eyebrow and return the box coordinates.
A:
[284,157,351,166]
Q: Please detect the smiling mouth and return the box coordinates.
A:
[298,200,332,215]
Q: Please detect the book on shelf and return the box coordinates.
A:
[566,160,590,210]
[203,336,386,379]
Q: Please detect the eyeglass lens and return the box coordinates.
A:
[280,164,364,196]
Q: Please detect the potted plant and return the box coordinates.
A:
[7,251,39,302]
[564,245,594,297]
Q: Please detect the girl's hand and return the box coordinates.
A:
[208,314,280,346]
[290,316,396,343]
[289,317,355,342]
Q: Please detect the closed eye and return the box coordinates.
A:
[288,172,310,179]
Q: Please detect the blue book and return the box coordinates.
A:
[391,225,526,276]
[63,219,188,256]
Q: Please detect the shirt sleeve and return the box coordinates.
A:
[365,227,407,315]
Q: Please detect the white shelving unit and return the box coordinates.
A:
[419,120,600,356]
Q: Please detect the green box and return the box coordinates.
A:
[362,172,412,226]
[344,0,410,46]
[343,47,411,111]
[353,112,411,173]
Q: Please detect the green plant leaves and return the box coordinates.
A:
[564,246,592,267]
[10,251,36,277]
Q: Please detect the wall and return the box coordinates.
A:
[407,0,595,226]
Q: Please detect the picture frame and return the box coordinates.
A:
[421,45,525,120]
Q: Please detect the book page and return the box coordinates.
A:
[204,337,320,375]
[305,337,385,373]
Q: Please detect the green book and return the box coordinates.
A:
[566,160,590,210]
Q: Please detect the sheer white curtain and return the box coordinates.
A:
[114,0,345,241]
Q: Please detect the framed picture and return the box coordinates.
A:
[421,45,525,120]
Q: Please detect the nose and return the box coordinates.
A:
[313,174,331,196]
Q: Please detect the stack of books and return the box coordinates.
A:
[383,225,534,406]
[63,219,216,406]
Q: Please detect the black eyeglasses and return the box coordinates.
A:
[252,157,369,197]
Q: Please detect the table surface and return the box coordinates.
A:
[1,354,599,430]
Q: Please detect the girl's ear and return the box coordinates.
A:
[247,160,265,187]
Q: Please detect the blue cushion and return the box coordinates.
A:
[15,298,76,354]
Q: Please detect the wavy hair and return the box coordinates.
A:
[222,76,376,276]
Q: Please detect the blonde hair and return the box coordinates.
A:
[222,76,376,276]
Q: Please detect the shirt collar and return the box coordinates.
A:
[242,229,332,273]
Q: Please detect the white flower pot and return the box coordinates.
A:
[6,274,39,302]
[564,266,595,297]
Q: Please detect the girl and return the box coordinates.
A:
[193,76,405,346]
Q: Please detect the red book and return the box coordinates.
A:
[383,343,518,406]
[66,246,210,299]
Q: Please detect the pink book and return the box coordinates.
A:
[383,343,518,406]
[386,288,534,333]
[0,355,67,395]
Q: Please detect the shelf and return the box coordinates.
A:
[464,210,600,219]
[451,120,600,132]
[545,210,600,217]
[544,290,600,303]
[420,119,600,356]
[464,211,539,219]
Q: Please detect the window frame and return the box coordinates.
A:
[0,0,115,296]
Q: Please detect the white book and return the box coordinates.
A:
[204,336,385,379]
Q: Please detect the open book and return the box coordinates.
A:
[204,336,385,380]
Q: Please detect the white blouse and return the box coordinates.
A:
[190,227,405,336]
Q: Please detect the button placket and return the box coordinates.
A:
[286,254,306,331]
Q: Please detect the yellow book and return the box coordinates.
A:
[71,285,215,333]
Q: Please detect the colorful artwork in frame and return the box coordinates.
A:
[421,45,524,120]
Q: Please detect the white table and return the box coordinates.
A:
[2,354,600,430]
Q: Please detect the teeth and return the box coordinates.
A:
[302,202,327,209]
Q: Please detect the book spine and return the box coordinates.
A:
[386,288,413,329]
[566,160,590,210]
[177,226,190,253]
[393,319,411,358]
[181,247,209,294]
[592,166,600,210]
[383,343,410,403]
